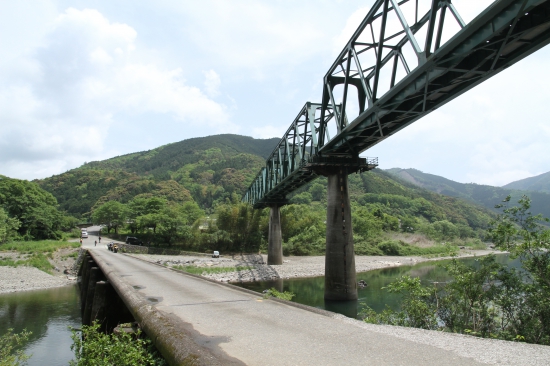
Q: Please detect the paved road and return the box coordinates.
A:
[78,226,550,365]
[81,248,546,366]
[79,225,116,249]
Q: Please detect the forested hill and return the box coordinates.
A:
[502,170,550,194]
[80,134,280,178]
[36,134,280,217]
[386,168,550,218]
[35,133,497,240]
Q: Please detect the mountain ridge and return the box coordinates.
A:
[503,170,550,194]
[386,167,550,218]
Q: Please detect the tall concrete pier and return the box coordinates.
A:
[267,205,283,265]
[324,168,357,301]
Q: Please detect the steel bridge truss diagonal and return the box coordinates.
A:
[245,0,550,208]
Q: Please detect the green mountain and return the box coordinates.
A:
[35,134,499,239]
[386,168,550,218]
[36,134,279,217]
[80,134,279,177]
[502,171,550,194]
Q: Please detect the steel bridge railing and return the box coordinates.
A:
[244,0,550,208]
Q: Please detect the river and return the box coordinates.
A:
[0,285,81,365]
[235,254,519,318]
[0,254,518,364]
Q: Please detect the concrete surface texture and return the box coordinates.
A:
[325,170,357,301]
[84,239,550,366]
[267,205,282,265]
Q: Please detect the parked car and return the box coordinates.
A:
[212,251,220,258]
[125,236,143,246]
[81,231,88,238]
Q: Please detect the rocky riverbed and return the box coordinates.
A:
[0,247,499,293]
[0,248,81,294]
[131,249,499,283]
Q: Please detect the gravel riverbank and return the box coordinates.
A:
[131,249,500,283]
[0,248,81,294]
[0,266,75,294]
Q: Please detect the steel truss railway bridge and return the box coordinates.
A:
[243,0,550,301]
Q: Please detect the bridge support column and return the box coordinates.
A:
[268,205,283,265]
[91,281,108,331]
[83,267,100,326]
[325,168,357,301]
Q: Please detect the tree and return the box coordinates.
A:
[489,195,550,344]
[0,328,31,366]
[309,183,326,201]
[0,176,67,240]
[0,208,21,244]
[362,196,550,346]
[92,201,127,234]
[215,203,263,252]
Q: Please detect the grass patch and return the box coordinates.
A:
[173,265,251,275]
[0,240,78,274]
[263,288,295,301]
[355,240,458,257]
[0,240,80,254]
[0,258,18,267]
[61,251,79,260]
[0,253,54,273]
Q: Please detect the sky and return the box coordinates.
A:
[1,0,549,187]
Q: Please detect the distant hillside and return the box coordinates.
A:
[81,134,280,178]
[386,168,550,218]
[36,134,279,217]
[503,171,550,194]
[34,134,499,241]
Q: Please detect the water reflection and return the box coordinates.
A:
[235,254,520,318]
[0,285,81,366]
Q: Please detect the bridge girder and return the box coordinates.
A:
[244,0,550,208]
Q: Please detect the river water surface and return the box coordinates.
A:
[236,254,519,318]
[0,285,81,365]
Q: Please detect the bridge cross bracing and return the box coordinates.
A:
[244,0,550,208]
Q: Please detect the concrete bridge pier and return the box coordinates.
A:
[83,267,101,326]
[324,168,357,301]
[267,204,283,265]
[91,280,108,331]
[78,253,135,333]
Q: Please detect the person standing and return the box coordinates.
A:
[99,236,101,243]
[94,240,97,247]
[79,238,83,245]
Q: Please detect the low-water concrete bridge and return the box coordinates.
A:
[78,235,550,366]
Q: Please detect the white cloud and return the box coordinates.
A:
[167,0,330,78]
[203,70,221,97]
[0,7,233,179]
[252,125,285,140]
[367,44,550,186]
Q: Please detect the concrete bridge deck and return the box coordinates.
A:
[83,240,550,366]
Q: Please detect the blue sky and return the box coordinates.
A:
[1,0,549,186]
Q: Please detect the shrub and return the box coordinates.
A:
[0,329,31,366]
[70,322,166,366]
[263,288,295,301]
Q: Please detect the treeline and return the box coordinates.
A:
[92,175,492,256]
[0,175,77,243]
[91,196,265,253]
[363,197,550,346]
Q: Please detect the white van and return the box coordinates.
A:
[81,231,88,238]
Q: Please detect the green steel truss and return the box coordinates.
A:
[245,0,550,208]
[243,102,378,208]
